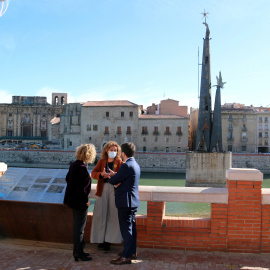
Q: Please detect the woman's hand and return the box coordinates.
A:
[86,201,91,206]
[101,168,110,178]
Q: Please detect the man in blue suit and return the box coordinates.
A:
[108,142,140,265]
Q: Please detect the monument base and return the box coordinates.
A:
[185,152,232,187]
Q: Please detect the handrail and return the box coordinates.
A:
[89,184,228,204]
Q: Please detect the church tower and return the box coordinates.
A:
[196,14,212,151]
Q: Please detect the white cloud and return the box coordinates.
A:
[0,90,13,103]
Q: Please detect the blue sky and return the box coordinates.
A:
[0,0,269,110]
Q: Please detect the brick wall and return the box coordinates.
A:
[83,168,270,253]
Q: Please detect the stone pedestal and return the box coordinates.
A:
[185,152,232,187]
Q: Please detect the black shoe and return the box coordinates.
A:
[82,251,90,256]
[97,243,104,250]
[73,254,92,261]
[104,242,111,252]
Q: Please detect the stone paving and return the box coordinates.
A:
[1,239,270,270]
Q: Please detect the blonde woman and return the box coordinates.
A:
[90,141,123,252]
[64,144,96,261]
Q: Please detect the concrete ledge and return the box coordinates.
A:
[226,168,263,181]
[90,184,228,204]
[262,188,270,205]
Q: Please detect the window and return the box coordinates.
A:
[265,139,269,146]
[56,114,60,117]
[142,126,148,135]
[265,117,268,123]
[242,145,246,152]
[166,147,169,152]
[228,123,233,130]
[166,137,169,143]
[178,137,181,143]
[259,139,262,146]
[104,126,109,134]
[259,125,262,131]
[7,131,12,136]
[126,126,131,135]
[143,137,146,142]
[228,145,232,152]
[243,115,247,122]
[242,124,246,131]
[9,113,12,116]
[86,124,91,131]
[259,117,262,123]
[129,111,133,117]
[265,132,268,138]
[228,132,233,140]
[117,126,121,134]
[153,126,159,135]
[165,126,171,135]
[93,125,98,131]
[265,125,269,131]
[42,114,46,117]
[177,126,182,135]
[155,136,158,142]
[143,146,146,152]
[106,112,109,117]
[69,141,72,146]
[259,132,262,138]
[241,132,247,141]
[121,111,124,118]
[177,147,181,152]
[229,115,232,122]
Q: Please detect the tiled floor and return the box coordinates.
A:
[1,239,270,270]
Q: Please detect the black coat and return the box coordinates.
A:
[63,160,91,210]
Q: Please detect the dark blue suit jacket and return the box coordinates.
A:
[109,157,140,208]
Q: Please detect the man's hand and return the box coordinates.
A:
[108,169,116,177]
[114,183,121,188]
[86,201,91,206]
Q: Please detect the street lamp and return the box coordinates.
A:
[0,0,9,17]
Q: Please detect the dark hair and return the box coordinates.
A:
[121,142,136,158]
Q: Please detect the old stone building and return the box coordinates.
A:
[189,103,270,153]
[59,100,189,152]
[0,94,67,145]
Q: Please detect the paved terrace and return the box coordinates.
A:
[1,239,270,270]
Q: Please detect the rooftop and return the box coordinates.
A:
[139,114,187,119]
[82,100,138,107]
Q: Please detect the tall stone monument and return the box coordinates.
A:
[186,11,232,187]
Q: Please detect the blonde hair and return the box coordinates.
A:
[76,144,96,164]
[101,141,121,160]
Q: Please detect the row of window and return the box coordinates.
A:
[228,115,269,123]
[258,132,269,138]
[86,125,183,135]
[105,111,133,118]
[259,117,269,123]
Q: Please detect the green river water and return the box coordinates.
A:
[89,173,270,217]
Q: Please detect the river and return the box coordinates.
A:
[89,173,270,217]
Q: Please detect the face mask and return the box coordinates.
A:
[108,151,117,159]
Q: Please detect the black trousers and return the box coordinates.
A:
[72,208,88,255]
[118,207,137,258]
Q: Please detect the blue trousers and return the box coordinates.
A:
[72,208,88,255]
[118,207,137,258]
